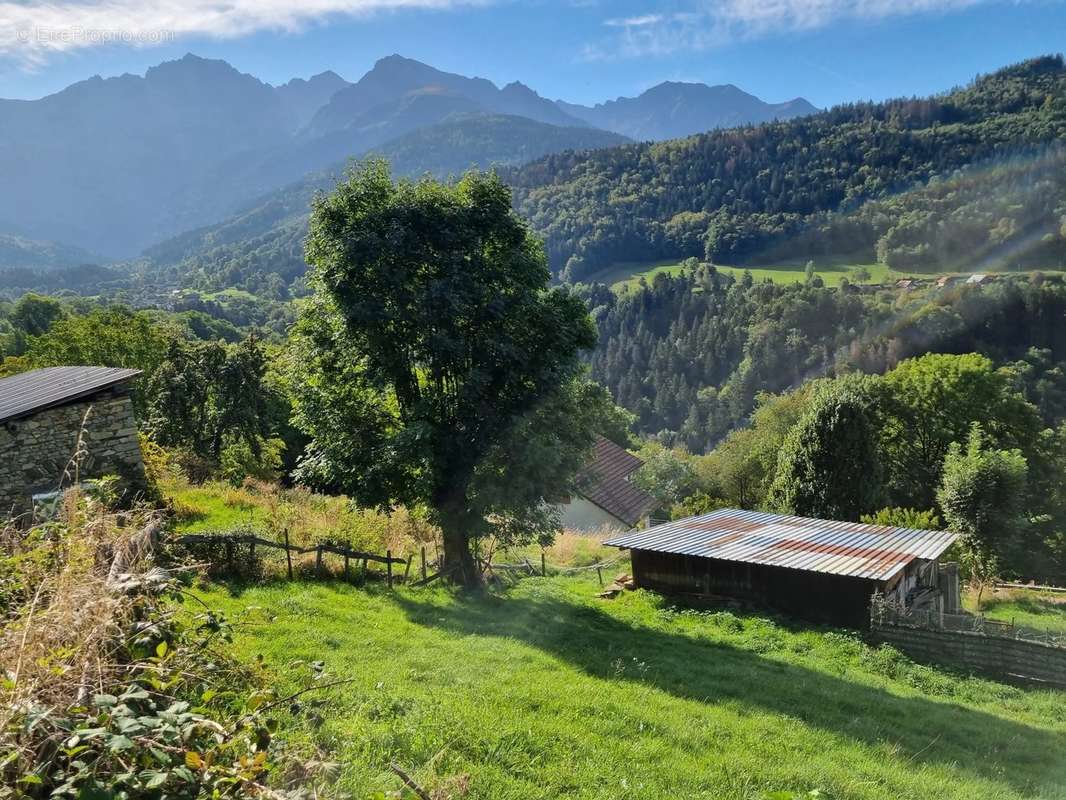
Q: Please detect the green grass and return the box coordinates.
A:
[166,480,268,533]
[191,575,1066,799]
[966,587,1066,636]
[601,258,1066,293]
[605,259,897,292]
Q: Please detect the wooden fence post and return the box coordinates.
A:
[283,528,293,580]
[403,555,413,583]
[315,545,323,579]
[596,566,603,586]
[420,546,427,581]
[387,550,393,589]
[344,551,350,581]
[541,552,546,577]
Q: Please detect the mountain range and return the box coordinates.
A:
[557,82,817,141]
[140,56,1066,294]
[0,53,816,263]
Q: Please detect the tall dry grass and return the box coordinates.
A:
[0,490,162,730]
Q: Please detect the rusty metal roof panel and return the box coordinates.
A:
[0,367,141,424]
[603,508,958,581]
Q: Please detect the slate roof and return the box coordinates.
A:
[0,367,141,424]
[604,508,959,581]
[574,436,657,527]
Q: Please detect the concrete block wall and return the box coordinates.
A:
[0,388,146,517]
[872,622,1066,686]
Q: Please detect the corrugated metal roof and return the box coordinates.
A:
[575,436,657,527]
[0,367,141,424]
[603,508,958,581]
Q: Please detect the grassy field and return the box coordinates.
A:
[965,586,1066,635]
[603,259,897,292]
[600,258,1066,294]
[192,575,1066,800]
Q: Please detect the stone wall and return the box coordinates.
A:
[0,386,146,517]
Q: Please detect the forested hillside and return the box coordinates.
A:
[144,115,627,293]
[588,267,1066,451]
[510,56,1066,282]
[141,56,1066,294]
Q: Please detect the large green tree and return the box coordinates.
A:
[881,353,1041,509]
[291,163,598,585]
[768,378,884,521]
[937,424,1029,608]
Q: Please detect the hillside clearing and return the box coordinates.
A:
[601,259,1066,293]
[966,586,1066,635]
[192,576,1066,800]
[606,260,897,292]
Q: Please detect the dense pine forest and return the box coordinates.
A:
[586,268,1066,450]
[510,56,1066,281]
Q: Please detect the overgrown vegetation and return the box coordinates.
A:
[0,491,337,799]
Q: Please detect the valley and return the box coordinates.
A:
[3,22,1066,800]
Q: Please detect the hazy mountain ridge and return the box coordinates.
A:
[0,233,98,271]
[144,113,630,292]
[0,52,820,264]
[306,55,586,137]
[275,70,352,128]
[557,82,819,141]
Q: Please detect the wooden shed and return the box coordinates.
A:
[605,509,958,628]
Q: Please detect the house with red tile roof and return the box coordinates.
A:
[556,436,657,533]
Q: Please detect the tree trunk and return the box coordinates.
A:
[439,507,480,589]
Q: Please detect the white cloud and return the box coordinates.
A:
[0,0,483,67]
[585,0,1001,61]
[714,0,985,33]
[604,14,665,27]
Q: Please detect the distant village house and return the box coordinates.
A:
[556,436,657,533]
[0,367,147,517]
[606,508,959,628]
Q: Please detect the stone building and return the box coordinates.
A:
[0,367,146,518]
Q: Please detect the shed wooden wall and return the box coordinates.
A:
[630,549,881,628]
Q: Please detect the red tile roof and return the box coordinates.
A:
[575,436,657,527]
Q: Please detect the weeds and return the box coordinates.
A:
[0,490,340,798]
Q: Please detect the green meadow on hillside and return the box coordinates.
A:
[600,259,1066,293]
[192,576,1066,800]
[603,260,897,292]
[966,587,1066,636]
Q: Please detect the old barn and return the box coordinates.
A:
[604,509,959,628]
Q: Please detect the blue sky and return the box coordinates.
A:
[0,1,1063,107]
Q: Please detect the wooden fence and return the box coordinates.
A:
[175,532,416,587]
[174,531,628,588]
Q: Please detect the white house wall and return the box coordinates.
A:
[556,497,629,533]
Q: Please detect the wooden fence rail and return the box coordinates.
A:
[174,532,409,587]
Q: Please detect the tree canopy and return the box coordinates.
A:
[291,162,600,585]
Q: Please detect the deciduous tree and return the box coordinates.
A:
[768,379,883,521]
[937,424,1029,609]
[291,163,598,585]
